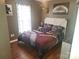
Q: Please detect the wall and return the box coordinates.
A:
[0,0,11,59]
[38,1,50,19]
[76,0,79,3]
[48,0,78,44]
[5,0,18,39]
[70,1,79,58]
[5,0,42,40]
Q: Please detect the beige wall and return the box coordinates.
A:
[5,0,42,39]
[48,0,77,44]
[0,0,11,59]
[5,0,19,39]
[0,0,4,4]
[70,1,79,59]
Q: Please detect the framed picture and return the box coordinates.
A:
[53,2,69,15]
[5,4,13,16]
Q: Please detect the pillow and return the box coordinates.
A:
[51,25,65,40]
[52,25,64,32]
[44,24,54,32]
[38,24,53,32]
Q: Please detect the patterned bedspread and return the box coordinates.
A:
[18,30,59,49]
[18,25,64,49]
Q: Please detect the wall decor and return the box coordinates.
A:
[53,2,69,15]
[5,4,13,16]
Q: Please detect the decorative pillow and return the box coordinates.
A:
[52,25,64,32]
[39,24,53,32]
[43,24,52,31]
[51,25,65,40]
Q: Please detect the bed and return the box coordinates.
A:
[18,17,67,59]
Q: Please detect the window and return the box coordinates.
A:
[17,4,32,33]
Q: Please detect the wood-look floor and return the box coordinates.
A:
[11,42,62,59]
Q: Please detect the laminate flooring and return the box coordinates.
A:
[11,42,61,59]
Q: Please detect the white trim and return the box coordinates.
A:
[10,39,18,43]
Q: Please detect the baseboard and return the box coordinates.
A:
[10,39,18,43]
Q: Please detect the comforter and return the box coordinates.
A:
[18,30,63,50]
[18,25,64,59]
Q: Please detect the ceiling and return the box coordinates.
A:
[36,0,51,2]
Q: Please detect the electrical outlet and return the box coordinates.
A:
[11,34,15,37]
